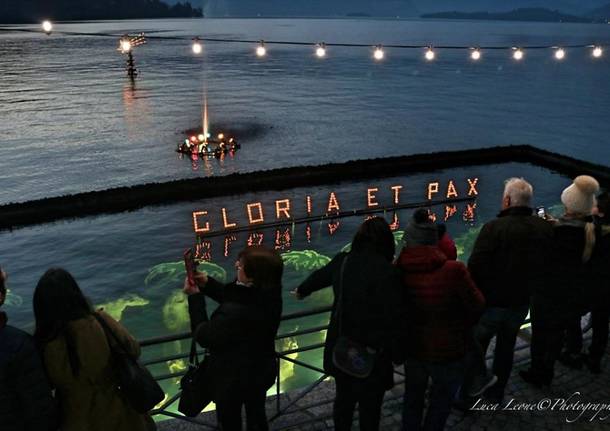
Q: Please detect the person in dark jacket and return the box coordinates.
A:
[560,190,610,373]
[521,175,600,386]
[585,191,610,373]
[396,216,485,431]
[463,178,552,401]
[184,246,283,431]
[294,217,403,431]
[0,267,58,431]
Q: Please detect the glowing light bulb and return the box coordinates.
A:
[218,133,225,140]
[593,46,603,58]
[316,44,326,58]
[373,46,384,61]
[256,42,266,57]
[198,134,205,142]
[555,48,565,60]
[192,38,202,54]
[513,48,524,61]
[425,48,435,61]
[120,40,132,53]
[470,49,481,61]
[42,20,53,34]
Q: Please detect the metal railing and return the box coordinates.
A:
[137,302,571,429]
[142,305,332,428]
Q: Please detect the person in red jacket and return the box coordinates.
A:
[396,216,485,431]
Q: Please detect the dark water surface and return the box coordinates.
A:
[1,18,609,204]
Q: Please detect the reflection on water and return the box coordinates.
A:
[122,81,152,143]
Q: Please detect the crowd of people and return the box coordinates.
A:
[1,174,608,431]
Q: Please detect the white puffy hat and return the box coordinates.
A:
[561,175,600,215]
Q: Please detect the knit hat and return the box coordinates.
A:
[403,220,438,247]
[561,175,600,215]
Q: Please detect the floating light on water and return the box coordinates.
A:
[256,41,266,57]
[373,45,384,61]
[315,43,326,58]
[425,47,435,61]
[470,48,481,61]
[120,39,132,53]
[554,48,566,60]
[192,38,203,54]
[218,133,225,140]
[42,20,53,34]
[512,48,524,61]
[592,46,603,58]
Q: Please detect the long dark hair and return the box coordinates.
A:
[238,246,284,293]
[33,268,93,376]
[351,216,395,262]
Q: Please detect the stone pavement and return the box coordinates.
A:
[158,331,610,431]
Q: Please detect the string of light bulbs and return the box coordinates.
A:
[1,20,607,62]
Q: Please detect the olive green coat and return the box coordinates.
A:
[42,310,155,431]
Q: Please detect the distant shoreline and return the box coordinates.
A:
[421,8,595,24]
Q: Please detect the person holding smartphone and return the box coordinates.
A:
[183,246,283,431]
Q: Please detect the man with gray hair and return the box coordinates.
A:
[460,178,553,404]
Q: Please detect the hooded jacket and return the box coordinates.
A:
[396,246,485,362]
[41,310,153,431]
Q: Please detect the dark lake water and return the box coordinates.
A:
[1,17,609,411]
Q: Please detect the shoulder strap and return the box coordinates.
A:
[93,312,129,356]
[335,254,349,337]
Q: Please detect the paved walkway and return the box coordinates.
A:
[158,331,610,431]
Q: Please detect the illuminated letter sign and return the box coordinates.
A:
[327,192,340,213]
[446,180,458,198]
[367,188,379,208]
[275,199,291,220]
[427,182,439,200]
[467,178,479,196]
[222,208,237,229]
[391,185,402,204]
[246,203,265,224]
[193,211,210,233]
[306,196,313,215]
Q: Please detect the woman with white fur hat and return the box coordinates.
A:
[521,175,600,387]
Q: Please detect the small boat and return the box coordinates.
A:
[177,133,240,158]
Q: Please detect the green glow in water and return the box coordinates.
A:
[281,250,331,272]
[4,288,23,308]
[97,294,150,321]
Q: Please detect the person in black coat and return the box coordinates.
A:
[521,175,600,386]
[294,217,403,431]
[581,191,610,373]
[0,267,58,431]
[183,246,283,431]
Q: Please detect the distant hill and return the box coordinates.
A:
[587,2,610,20]
[412,0,608,16]
[0,0,203,24]
[201,0,417,18]
[421,7,592,23]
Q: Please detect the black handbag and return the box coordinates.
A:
[332,254,378,379]
[178,338,213,417]
[94,313,165,413]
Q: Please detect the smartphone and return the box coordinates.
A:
[183,248,197,286]
[536,207,546,218]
